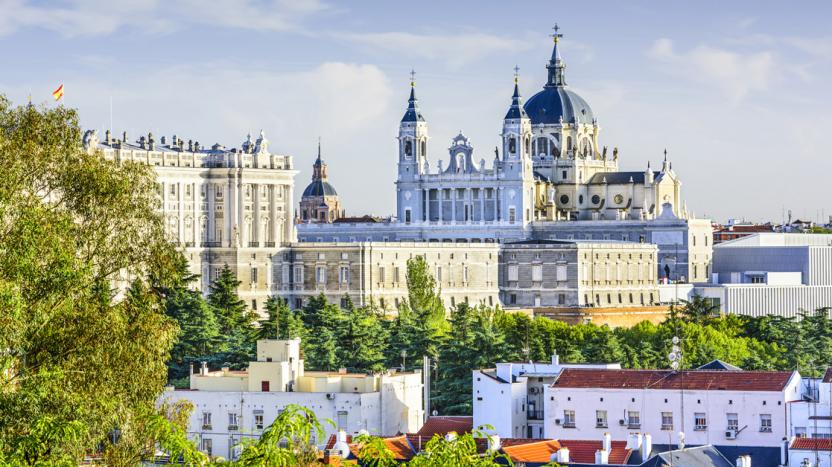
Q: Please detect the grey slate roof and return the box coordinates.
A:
[302,180,338,197]
[524,86,593,125]
[504,82,528,120]
[587,171,660,185]
[401,87,425,123]
[696,359,743,371]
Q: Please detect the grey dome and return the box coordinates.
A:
[302,180,338,197]
[523,86,593,125]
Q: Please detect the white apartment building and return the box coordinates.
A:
[160,338,423,460]
[544,367,803,448]
[472,356,620,439]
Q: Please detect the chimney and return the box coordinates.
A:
[603,432,611,453]
[105,129,111,144]
[626,432,642,450]
[189,362,194,376]
[595,449,609,464]
[555,447,569,463]
[200,361,208,376]
[640,433,652,459]
[677,431,686,450]
[735,454,751,467]
[781,437,788,466]
[487,435,501,453]
[552,353,559,366]
[122,130,128,143]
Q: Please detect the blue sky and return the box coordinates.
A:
[2,0,831,223]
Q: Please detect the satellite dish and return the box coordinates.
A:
[670,361,679,370]
[672,336,680,344]
[672,345,680,353]
[668,353,678,362]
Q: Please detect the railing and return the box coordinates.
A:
[248,242,260,247]
[201,241,222,247]
[264,241,275,247]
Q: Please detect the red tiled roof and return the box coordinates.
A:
[501,440,561,463]
[325,434,416,461]
[559,440,631,464]
[415,416,473,437]
[553,368,794,391]
[823,367,832,383]
[792,438,832,451]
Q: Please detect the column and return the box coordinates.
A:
[207,183,215,244]
[237,179,245,247]
[438,189,444,224]
[480,188,485,223]
[253,183,261,245]
[269,184,278,246]
[225,177,234,247]
[451,188,456,224]
[192,181,199,246]
[177,182,184,244]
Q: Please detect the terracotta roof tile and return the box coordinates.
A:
[792,438,832,451]
[415,416,473,437]
[501,440,562,462]
[559,440,630,464]
[553,368,794,391]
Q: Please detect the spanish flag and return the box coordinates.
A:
[52,84,64,101]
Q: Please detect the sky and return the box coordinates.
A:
[2,0,831,224]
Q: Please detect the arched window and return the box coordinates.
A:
[524,136,530,155]
[420,140,426,157]
[404,140,412,158]
[509,136,516,154]
[567,136,573,151]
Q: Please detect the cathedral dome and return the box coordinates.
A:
[524,26,594,125]
[302,179,338,197]
[523,87,593,125]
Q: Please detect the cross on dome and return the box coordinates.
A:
[410,68,416,87]
[551,23,563,43]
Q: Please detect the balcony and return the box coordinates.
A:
[201,241,221,248]
[264,241,275,247]
[228,425,239,431]
[527,410,544,421]
[248,241,260,247]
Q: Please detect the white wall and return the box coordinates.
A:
[790,449,832,467]
[472,371,521,438]
[543,377,801,448]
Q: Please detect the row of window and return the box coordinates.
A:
[560,410,773,432]
[201,409,349,433]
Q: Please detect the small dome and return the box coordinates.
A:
[302,180,338,197]
[523,87,593,125]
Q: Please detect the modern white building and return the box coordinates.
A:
[694,233,832,318]
[472,356,620,439]
[544,366,803,448]
[160,338,423,460]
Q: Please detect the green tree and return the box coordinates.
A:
[207,265,257,370]
[0,98,182,463]
[339,305,389,373]
[679,294,721,324]
[301,295,345,371]
[259,296,302,341]
[435,304,506,415]
[234,404,332,466]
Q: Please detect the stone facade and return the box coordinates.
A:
[499,240,659,309]
[84,129,296,312]
[273,242,500,311]
[298,142,343,223]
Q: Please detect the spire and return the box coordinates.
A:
[505,66,528,120]
[401,68,425,123]
[313,138,327,181]
[316,137,322,163]
[546,23,567,87]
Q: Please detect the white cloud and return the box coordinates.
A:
[338,31,534,68]
[647,38,774,103]
[0,0,329,37]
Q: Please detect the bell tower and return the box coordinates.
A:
[396,70,429,224]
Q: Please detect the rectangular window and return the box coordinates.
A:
[509,207,516,223]
[394,267,400,283]
[436,266,442,282]
[405,209,412,224]
[661,412,673,430]
[627,411,640,428]
[563,410,576,428]
[228,413,239,431]
[316,266,326,284]
[282,264,290,284]
[339,266,350,284]
[337,411,348,429]
[508,265,519,282]
[202,412,212,430]
[558,293,566,305]
[254,412,264,430]
[201,438,213,456]
[251,267,258,283]
[556,264,567,282]
[532,264,543,282]
[293,265,304,284]
[379,266,386,283]
[760,414,772,432]
[510,294,517,305]
[727,413,738,431]
[596,410,607,428]
[463,266,469,283]
[694,412,707,431]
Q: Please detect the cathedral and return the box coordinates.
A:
[298,140,344,223]
[298,28,712,284]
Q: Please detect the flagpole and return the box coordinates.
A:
[109,96,113,132]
